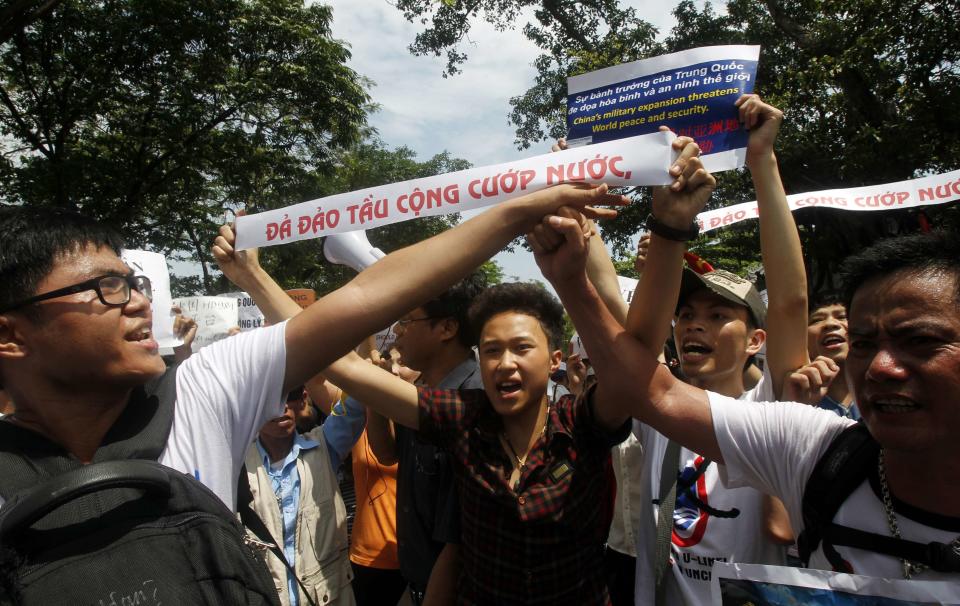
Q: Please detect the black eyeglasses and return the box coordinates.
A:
[0,274,152,313]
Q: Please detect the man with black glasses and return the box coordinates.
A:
[0,178,622,510]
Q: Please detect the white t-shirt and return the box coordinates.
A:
[633,370,786,606]
[711,392,960,581]
[158,322,287,511]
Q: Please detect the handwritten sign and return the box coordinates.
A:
[171,296,238,351]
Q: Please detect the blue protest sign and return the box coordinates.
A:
[567,45,760,171]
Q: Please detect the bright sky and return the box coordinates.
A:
[323,0,699,286]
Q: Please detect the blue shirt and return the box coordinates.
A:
[817,395,861,420]
[255,397,366,605]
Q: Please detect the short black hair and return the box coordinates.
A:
[808,290,846,315]
[422,271,488,349]
[0,206,125,313]
[839,230,960,309]
[467,282,565,351]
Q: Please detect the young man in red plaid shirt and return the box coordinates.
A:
[317,139,706,605]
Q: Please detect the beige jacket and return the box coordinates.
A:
[244,427,355,606]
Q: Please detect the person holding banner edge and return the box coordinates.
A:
[211,138,708,605]
[533,124,960,584]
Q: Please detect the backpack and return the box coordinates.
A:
[797,422,960,574]
[0,367,281,605]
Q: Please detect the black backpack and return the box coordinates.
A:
[0,367,281,605]
[797,422,960,574]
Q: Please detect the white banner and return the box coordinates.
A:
[171,296,238,352]
[713,562,960,604]
[120,249,181,350]
[698,168,960,233]
[217,291,265,331]
[235,131,678,250]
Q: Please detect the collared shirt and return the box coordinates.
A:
[255,397,366,606]
[256,433,319,606]
[396,355,481,591]
[417,386,630,606]
[817,395,861,420]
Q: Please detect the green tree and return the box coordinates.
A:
[395,0,960,286]
[0,0,369,290]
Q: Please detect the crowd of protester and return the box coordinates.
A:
[0,94,957,605]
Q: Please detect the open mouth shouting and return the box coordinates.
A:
[497,380,522,400]
[820,333,846,350]
[681,339,714,363]
[126,325,158,352]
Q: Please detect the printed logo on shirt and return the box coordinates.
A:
[672,455,710,547]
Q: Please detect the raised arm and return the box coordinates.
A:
[215,184,625,393]
[624,136,707,353]
[323,351,420,429]
[738,95,809,397]
[535,145,725,461]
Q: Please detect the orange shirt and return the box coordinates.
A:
[349,428,400,569]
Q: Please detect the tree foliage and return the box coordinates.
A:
[395,0,960,287]
[0,0,370,290]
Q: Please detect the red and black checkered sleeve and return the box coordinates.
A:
[416,386,480,449]
[570,384,631,452]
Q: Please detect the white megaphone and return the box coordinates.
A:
[323,230,386,272]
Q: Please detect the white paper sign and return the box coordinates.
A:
[120,249,181,350]
[218,291,265,331]
[171,296,238,351]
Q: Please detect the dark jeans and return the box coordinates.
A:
[351,562,407,606]
[605,546,637,606]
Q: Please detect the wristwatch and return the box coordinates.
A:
[644,213,700,242]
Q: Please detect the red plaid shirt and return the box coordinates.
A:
[417,386,629,605]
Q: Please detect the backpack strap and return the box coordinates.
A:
[653,438,682,606]
[0,365,179,500]
[797,422,878,568]
[237,464,319,606]
[822,523,960,573]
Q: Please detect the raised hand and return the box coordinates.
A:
[736,94,784,166]
[781,355,840,405]
[527,206,594,285]
[517,182,627,232]
[211,214,263,288]
[651,137,717,229]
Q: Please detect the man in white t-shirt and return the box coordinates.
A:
[0,181,625,511]
[614,96,808,606]
[542,154,960,581]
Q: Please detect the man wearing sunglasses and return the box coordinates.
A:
[0,179,625,513]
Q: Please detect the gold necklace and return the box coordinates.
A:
[501,405,549,472]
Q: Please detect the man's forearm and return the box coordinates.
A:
[230,264,303,324]
[552,273,643,429]
[322,352,421,430]
[625,232,686,352]
[752,151,809,395]
[584,231,629,325]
